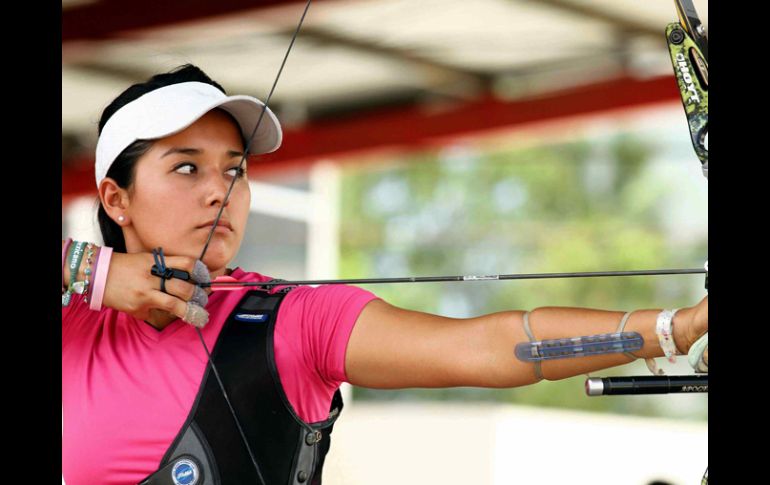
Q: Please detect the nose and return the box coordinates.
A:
[203,172,232,209]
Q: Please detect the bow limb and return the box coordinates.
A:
[667,0,708,181]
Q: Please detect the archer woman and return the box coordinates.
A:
[62,64,708,485]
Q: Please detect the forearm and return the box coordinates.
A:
[481,306,692,387]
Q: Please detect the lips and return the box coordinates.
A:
[198,219,233,231]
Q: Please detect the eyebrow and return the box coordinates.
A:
[161,147,246,159]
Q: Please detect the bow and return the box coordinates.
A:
[579,1,709,482]
[190,0,708,483]
[583,0,708,394]
[666,2,708,483]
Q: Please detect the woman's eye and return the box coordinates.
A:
[174,163,196,175]
[226,166,246,179]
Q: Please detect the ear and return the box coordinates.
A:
[99,177,131,226]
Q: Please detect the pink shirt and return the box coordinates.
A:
[62,267,379,485]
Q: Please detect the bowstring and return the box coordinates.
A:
[193,1,313,482]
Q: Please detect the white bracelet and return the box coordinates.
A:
[656,308,681,363]
[644,309,681,375]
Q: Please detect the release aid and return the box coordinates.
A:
[515,332,643,362]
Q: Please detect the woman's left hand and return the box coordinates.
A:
[675,295,708,354]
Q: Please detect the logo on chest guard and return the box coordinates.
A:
[171,458,199,485]
[235,312,269,323]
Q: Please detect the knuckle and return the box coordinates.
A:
[169,280,195,301]
[160,295,177,313]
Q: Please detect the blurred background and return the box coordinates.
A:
[62,1,708,484]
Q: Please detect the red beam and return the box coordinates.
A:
[63,0,308,42]
[260,74,680,165]
[63,74,681,199]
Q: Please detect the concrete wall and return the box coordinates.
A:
[323,402,707,485]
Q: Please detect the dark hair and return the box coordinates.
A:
[96,64,227,252]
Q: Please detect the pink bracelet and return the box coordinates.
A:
[89,246,113,311]
[62,238,73,288]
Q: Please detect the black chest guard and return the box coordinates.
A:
[139,289,344,485]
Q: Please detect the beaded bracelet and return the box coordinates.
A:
[72,243,95,303]
[84,243,95,302]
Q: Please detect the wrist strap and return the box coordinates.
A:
[615,311,635,359]
[67,241,86,287]
[522,312,543,381]
[70,243,94,296]
[90,246,113,312]
[61,238,73,290]
[656,308,681,362]
[62,241,87,307]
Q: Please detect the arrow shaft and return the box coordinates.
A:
[201,268,706,289]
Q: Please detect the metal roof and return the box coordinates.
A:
[62,0,707,171]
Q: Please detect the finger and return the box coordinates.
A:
[147,255,209,305]
[150,291,209,328]
[150,291,191,322]
[156,275,191,297]
[183,302,209,328]
[687,332,708,373]
[152,256,194,281]
[161,281,209,307]
[161,257,210,284]
[161,274,210,302]
[190,286,208,307]
[191,260,211,284]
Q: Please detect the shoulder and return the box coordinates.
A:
[275,284,380,386]
[227,267,273,283]
[284,284,379,310]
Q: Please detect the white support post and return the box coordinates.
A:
[307,161,353,405]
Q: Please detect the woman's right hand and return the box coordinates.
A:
[102,251,210,326]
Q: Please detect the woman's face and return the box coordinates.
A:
[122,109,251,275]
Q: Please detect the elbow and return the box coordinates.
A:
[464,311,538,389]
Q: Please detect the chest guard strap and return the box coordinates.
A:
[139,289,344,485]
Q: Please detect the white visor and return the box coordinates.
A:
[94,81,282,187]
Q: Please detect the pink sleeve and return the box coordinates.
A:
[279,284,379,386]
